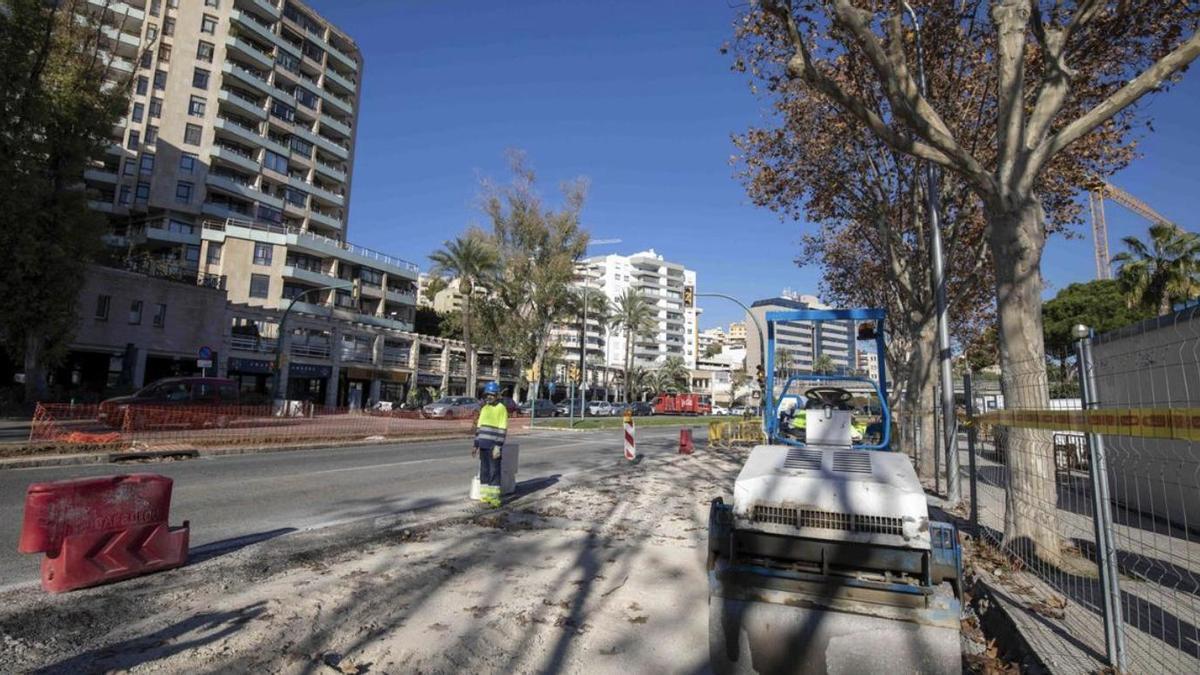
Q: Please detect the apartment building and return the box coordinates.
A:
[550,250,700,398]
[727,321,747,349]
[698,327,727,355]
[84,1,418,332]
[745,293,858,376]
[417,273,467,314]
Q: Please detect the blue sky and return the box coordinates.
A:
[307,0,1200,331]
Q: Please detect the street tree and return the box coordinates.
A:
[612,289,656,402]
[0,1,137,401]
[812,354,836,375]
[428,231,501,391]
[656,355,690,392]
[476,152,589,403]
[736,0,1200,564]
[1113,223,1200,316]
[1042,279,1153,377]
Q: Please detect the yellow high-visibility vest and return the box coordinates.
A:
[478,402,508,430]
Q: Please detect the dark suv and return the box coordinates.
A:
[98,377,240,428]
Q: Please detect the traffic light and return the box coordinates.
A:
[857,321,877,340]
[683,286,694,308]
[755,364,765,391]
[569,364,580,382]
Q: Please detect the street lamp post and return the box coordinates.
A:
[904,2,959,505]
[272,282,354,407]
[696,292,768,413]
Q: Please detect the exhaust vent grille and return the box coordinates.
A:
[832,451,872,474]
[750,505,903,537]
[783,447,823,470]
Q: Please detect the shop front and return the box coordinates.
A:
[287,362,331,404]
[227,357,274,403]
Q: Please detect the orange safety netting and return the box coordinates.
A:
[28,403,530,454]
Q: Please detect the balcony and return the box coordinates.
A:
[84,168,119,184]
[320,91,353,117]
[291,342,331,359]
[202,200,253,221]
[218,88,268,120]
[289,300,413,332]
[211,144,261,173]
[417,357,443,372]
[384,286,417,304]
[231,334,278,353]
[231,9,280,49]
[222,61,272,96]
[85,0,145,25]
[206,173,284,210]
[339,345,374,364]
[238,0,281,20]
[281,264,333,286]
[307,182,345,207]
[320,113,352,137]
[311,132,349,160]
[307,209,343,230]
[322,67,356,94]
[226,35,274,70]
[314,160,346,182]
[326,43,358,73]
[215,115,265,148]
[381,350,409,368]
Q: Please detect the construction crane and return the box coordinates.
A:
[1089,180,1178,280]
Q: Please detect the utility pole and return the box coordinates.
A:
[904,2,959,504]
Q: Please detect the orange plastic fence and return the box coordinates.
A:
[29,403,530,454]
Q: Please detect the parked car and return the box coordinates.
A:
[587,400,613,416]
[98,377,240,428]
[520,399,558,417]
[421,397,481,419]
[711,405,729,416]
[729,406,746,417]
[556,399,586,417]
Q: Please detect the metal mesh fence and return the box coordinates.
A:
[965,306,1200,673]
[27,403,531,455]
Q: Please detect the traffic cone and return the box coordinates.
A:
[679,428,694,455]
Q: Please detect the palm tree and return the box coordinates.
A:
[813,353,836,375]
[612,289,656,402]
[1113,223,1200,316]
[657,355,689,391]
[428,233,500,390]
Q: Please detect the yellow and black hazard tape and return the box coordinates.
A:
[974,408,1200,441]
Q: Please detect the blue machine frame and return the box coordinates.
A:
[764,308,891,450]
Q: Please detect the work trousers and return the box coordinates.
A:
[478,449,501,487]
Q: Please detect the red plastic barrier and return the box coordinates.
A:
[18,473,189,593]
[679,428,695,455]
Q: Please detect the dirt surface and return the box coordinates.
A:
[1,446,747,674]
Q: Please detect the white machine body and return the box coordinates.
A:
[732,444,930,550]
[804,408,852,447]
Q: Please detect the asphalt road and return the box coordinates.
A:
[0,425,700,588]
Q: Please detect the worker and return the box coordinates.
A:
[472,381,508,508]
[788,407,807,440]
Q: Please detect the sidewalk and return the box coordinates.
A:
[0,445,748,673]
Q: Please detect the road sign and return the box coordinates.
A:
[197,346,214,371]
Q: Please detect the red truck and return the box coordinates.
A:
[651,392,712,416]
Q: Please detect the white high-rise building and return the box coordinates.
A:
[552,249,700,394]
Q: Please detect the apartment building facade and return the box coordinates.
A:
[745,293,858,376]
[81,0,421,367]
[550,250,701,399]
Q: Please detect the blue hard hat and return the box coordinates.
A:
[484,382,501,395]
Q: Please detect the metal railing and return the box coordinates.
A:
[291,343,330,359]
[231,335,278,352]
[200,217,420,273]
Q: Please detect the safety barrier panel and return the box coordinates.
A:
[18,473,189,592]
[707,419,764,448]
[27,403,531,455]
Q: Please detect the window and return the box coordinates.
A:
[294,87,317,109]
[136,76,148,95]
[118,185,131,204]
[146,24,158,42]
[149,97,162,118]
[253,242,273,265]
[128,300,143,325]
[149,0,160,16]
[95,295,111,320]
[257,204,282,223]
[167,219,194,234]
[206,242,222,263]
[139,50,152,68]
[205,0,220,7]
[184,123,202,145]
[157,43,171,63]
[131,102,144,122]
[169,0,178,7]
[145,125,158,144]
[201,14,217,34]
[175,180,192,203]
[122,159,135,176]
[270,100,296,122]
[127,130,140,150]
[284,187,307,207]
[164,17,175,36]
[188,95,206,117]
[153,69,167,90]
[263,151,288,174]
[302,40,324,63]
[360,268,383,287]
[135,182,150,202]
[184,245,200,263]
[277,52,299,73]
[139,154,155,174]
[180,153,196,173]
[193,43,214,66]
[289,136,313,158]
[192,67,209,89]
[249,274,270,298]
[152,303,167,328]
